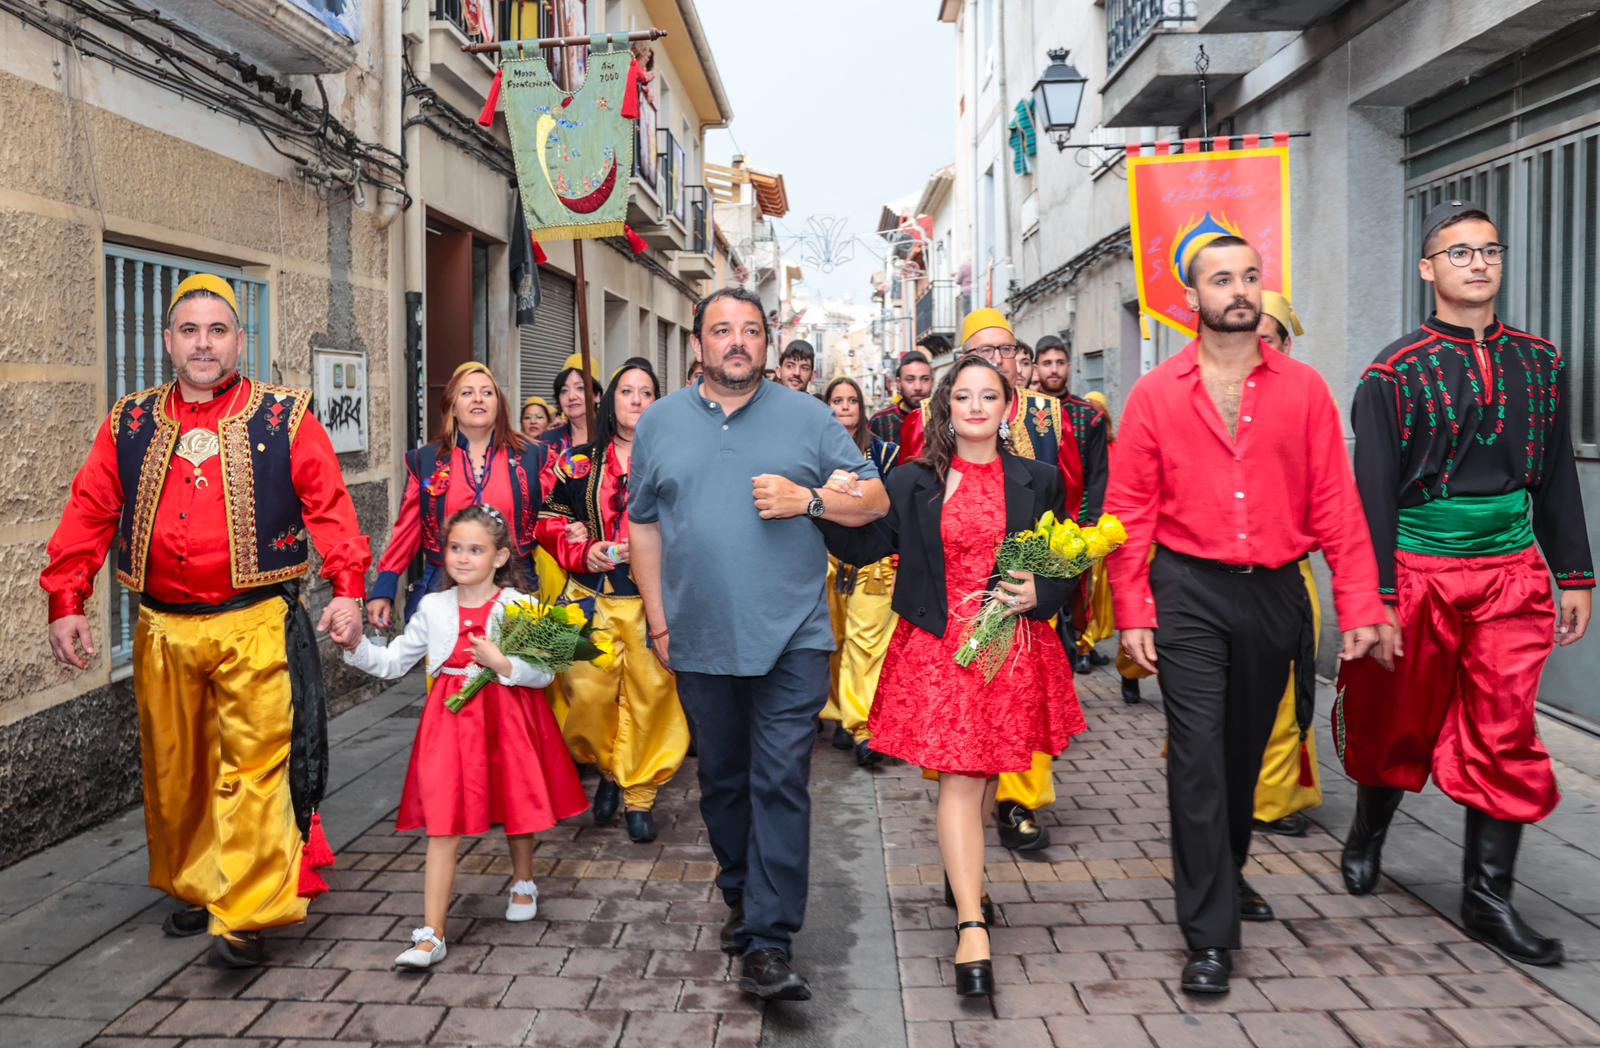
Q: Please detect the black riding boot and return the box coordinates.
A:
[1460,806,1563,966]
[1340,785,1404,895]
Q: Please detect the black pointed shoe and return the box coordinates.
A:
[739,948,811,1001]
[1073,653,1093,674]
[1341,784,1404,895]
[162,906,209,937]
[1254,812,1310,837]
[625,809,658,844]
[1121,676,1142,704]
[854,739,885,768]
[210,931,266,968]
[720,903,747,955]
[942,874,995,925]
[1460,807,1564,966]
[592,779,621,826]
[997,801,1050,851]
[1179,947,1231,995]
[1088,650,1111,666]
[830,722,854,750]
[1238,876,1275,922]
[952,920,994,998]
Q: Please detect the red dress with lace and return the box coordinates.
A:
[396,595,589,837]
[867,455,1086,775]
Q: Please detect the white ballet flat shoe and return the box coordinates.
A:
[394,926,447,969]
[506,879,539,922]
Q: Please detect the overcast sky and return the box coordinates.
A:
[694,0,956,301]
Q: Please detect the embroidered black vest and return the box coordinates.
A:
[112,381,311,592]
[544,442,640,598]
[405,437,548,563]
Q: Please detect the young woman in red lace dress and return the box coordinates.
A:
[820,357,1087,998]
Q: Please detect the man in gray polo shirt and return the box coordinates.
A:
[630,287,888,1001]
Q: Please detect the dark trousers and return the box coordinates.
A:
[674,647,830,955]
[1151,551,1308,949]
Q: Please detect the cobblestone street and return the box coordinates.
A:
[3,665,1600,1047]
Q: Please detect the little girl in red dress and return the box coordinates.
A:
[342,506,587,970]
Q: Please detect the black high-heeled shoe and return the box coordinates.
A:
[943,874,995,925]
[952,920,994,998]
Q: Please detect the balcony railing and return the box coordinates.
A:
[657,128,686,226]
[433,0,489,39]
[1106,0,1198,69]
[915,280,964,340]
[686,185,713,256]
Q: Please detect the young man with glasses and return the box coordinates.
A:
[898,308,1086,852]
[1337,200,1592,966]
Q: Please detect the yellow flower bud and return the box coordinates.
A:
[1097,514,1128,546]
[1036,510,1057,532]
[563,604,587,627]
[1083,528,1111,560]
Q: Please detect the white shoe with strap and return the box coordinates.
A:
[394,926,447,969]
[506,879,539,922]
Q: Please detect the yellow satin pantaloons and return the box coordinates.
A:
[821,558,849,725]
[534,548,571,725]
[552,581,688,810]
[1254,560,1324,822]
[835,558,898,743]
[133,598,306,936]
[1078,561,1115,655]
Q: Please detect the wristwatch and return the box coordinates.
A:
[805,489,825,519]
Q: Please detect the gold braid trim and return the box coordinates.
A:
[220,383,312,588]
[116,384,179,591]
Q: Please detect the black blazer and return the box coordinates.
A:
[818,452,1073,638]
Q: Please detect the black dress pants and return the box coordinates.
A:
[1151,550,1308,949]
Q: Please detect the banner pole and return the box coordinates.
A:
[573,239,597,438]
[462,28,668,54]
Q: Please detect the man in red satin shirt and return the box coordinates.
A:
[42,274,370,968]
[1105,237,1383,996]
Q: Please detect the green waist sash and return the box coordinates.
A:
[1396,491,1533,559]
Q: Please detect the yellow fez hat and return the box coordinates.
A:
[1260,291,1304,338]
[959,307,1014,346]
[1084,390,1109,411]
[562,352,602,381]
[167,273,240,323]
[521,395,553,414]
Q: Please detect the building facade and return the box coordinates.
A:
[938,0,1600,726]
[0,0,734,865]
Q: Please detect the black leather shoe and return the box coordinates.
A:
[1238,877,1274,922]
[592,779,621,826]
[162,906,209,937]
[1073,654,1093,674]
[941,874,995,925]
[1088,650,1111,666]
[997,801,1050,851]
[210,931,266,969]
[952,920,994,998]
[854,739,885,768]
[720,903,746,955]
[1121,676,1142,704]
[1254,812,1310,837]
[1341,784,1404,895]
[739,948,811,1001]
[625,809,658,844]
[830,723,853,750]
[1179,947,1231,995]
[1460,807,1564,966]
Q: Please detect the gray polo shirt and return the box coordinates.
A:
[629,379,879,676]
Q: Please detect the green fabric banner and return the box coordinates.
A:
[501,41,634,241]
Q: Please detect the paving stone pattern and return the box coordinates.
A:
[3,667,1600,1046]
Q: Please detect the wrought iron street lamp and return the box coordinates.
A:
[1031,49,1088,151]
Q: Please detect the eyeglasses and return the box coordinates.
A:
[968,344,1020,359]
[1426,243,1507,267]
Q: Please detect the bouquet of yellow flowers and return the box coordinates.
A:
[953,511,1128,682]
[446,598,620,713]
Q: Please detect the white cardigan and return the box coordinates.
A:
[343,587,555,689]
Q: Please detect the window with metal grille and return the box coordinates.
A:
[103,244,271,668]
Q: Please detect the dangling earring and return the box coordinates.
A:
[999,419,1011,442]
[947,421,956,436]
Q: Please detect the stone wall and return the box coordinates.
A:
[0,59,401,867]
